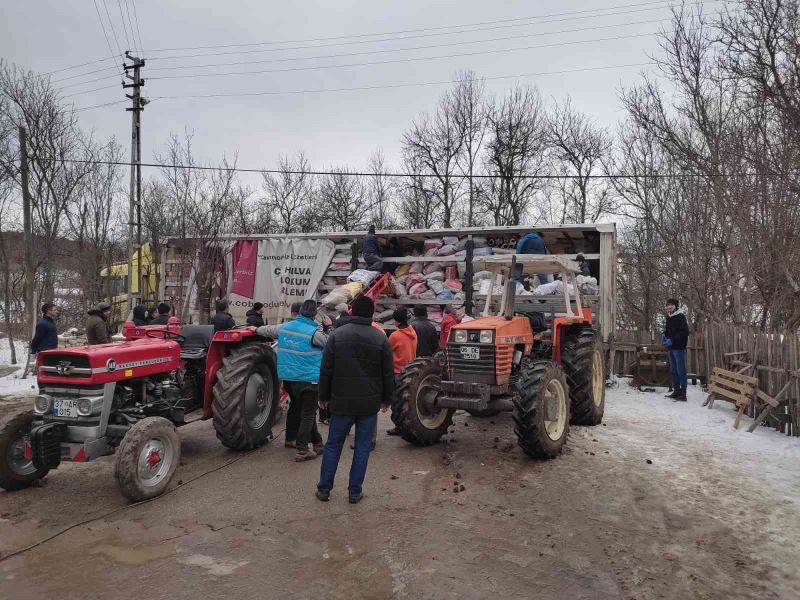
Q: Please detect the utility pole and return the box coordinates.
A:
[19,127,35,365]
[123,52,147,316]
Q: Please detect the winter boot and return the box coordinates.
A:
[294,448,319,462]
[672,388,687,402]
[665,388,680,399]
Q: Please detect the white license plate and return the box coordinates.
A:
[54,399,79,418]
[460,346,480,360]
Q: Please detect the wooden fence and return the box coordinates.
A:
[613,323,800,435]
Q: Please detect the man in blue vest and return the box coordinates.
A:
[275,299,328,461]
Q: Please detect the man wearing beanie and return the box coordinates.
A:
[411,304,438,357]
[316,295,394,503]
[245,302,265,327]
[274,299,328,461]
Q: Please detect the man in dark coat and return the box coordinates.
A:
[149,303,172,325]
[86,302,112,345]
[410,305,438,357]
[209,299,237,332]
[362,225,383,272]
[316,295,394,503]
[663,298,690,401]
[132,304,149,326]
[245,302,265,327]
[31,302,59,353]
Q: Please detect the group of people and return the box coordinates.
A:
[252,294,459,504]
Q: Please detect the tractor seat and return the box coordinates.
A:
[179,325,214,360]
[522,311,548,334]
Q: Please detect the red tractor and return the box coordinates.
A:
[0,324,280,501]
[391,255,605,458]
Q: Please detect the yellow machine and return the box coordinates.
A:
[100,242,161,313]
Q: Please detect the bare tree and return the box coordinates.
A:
[366,149,398,228]
[453,71,489,226]
[0,169,21,363]
[318,168,370,232]
[482,85,548,225]
[261,153,315,234]
[546,96,614,223]
[398,150,437,229]
[402,90,465,227]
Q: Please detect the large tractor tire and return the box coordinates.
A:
[212,342,279,450]
[391,358,454,446]
[512,361,570,459]
[562,326,605,426]
[0,410,50,492]
[115,417,180,502]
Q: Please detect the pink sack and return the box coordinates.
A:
[410,261,424,274]
[423,263,445,275]
[436,244,456,256]
[445,279,463,291]
[409,282,428,295]
[445,266,458,280]
[419,289,436,299]
[424,238,443,250]
[406,273,425,287]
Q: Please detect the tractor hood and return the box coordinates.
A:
[37,339,181,386]
[452,316,535,345]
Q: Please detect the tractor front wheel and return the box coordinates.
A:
[212,342,279,450]
[115,417,180,502]
[0,410,50,492]
[391,358,454,446]
[562,327,605,426]
[512,361,570,459]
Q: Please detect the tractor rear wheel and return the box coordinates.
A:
[391,358,454,446]
[512,361,570,459]
[562,326,605,426]
[212,342,279,450]
[0,410,50,492]
[115,417,180,502]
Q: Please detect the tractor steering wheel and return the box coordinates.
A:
[145,329,186,343]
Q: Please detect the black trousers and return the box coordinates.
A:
[285,381,322,448]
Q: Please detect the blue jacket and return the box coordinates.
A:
[277,316,324,383]
[516,232,547,255]
[363,233,380,256]
[31,316,58,353]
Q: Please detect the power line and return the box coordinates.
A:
[101,0,125,58]
[67,62,654,102]
[43,55,116,76]
[116,0,134,51]
[73,100,128,112]
[47,157,767,180]
[143,0,716,54]
[92,0,123,75]
[130,0,145,52]
[147,15,675,73]
[147,30,661,81]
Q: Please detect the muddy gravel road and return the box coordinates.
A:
[1,384,799,600]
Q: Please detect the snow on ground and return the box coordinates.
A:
[607,379,800,503]
[0,338,37,398]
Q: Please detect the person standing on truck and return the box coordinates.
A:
[411,305,438,357]
[209,299,236,332]
[663,298,690,402]
[362,225,383,272]
[516,231,550,284]
[575,254,591,277]
[246,302,265,327]
[31,302,59,353]
[149,303,172,325]
[316,295,394,503]
[86,302,112,345]
[258,302,310,445]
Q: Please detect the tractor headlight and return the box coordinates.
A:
[33,394,53,415]
[453,330,468,343]
[77,398,93,417]
[479,330,494,344]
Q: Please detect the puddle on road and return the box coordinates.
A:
[93,543,175,565]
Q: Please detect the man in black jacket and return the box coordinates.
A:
[411,305,438,357]
[31,302,59,353]
[245,302,265,327]
[149,303,172,325]
[663,298,690,401]
[316,295,394,504]
[209,299,237,332]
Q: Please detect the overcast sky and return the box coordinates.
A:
[0,0,708,187]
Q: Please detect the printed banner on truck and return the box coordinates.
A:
[227,238,335,323]
[230,239,258,299]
